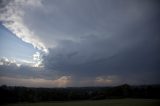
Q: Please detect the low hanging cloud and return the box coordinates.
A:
[0,76,72,87]
[0,58,72,87]
[95,76,119,85]
[0,58,54,79]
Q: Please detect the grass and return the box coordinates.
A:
[2,99,160,106]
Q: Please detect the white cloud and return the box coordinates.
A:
[33,52,43,67]
[0,0,48,53]
[0,57,42,67]
[16,58,35,67]
[0,57,18,66]
[33,52,41,61]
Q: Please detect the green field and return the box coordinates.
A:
[3,99,160,106]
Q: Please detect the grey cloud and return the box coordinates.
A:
[0,59,59,80]
[43,2,160,85]
[22,0,159,48]
[0,0,160,86]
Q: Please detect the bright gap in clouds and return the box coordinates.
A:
[0,24,40,66]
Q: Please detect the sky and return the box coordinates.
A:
[0,0,160,87]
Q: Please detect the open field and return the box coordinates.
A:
[2,99,160,106]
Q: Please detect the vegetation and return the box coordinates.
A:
[2,99,160,106]
[0,84,160,104]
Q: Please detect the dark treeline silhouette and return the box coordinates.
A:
[0,84,160,104]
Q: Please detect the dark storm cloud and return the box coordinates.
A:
[43,0,160,85]
[0,0,11,9]
[0,0,160,86]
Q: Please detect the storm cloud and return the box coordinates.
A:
[0,0,160,87]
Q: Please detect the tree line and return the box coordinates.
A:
[0,84,160,104]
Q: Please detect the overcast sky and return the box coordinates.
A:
[0,0,160,87]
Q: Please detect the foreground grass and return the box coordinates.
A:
[3,99,160,106]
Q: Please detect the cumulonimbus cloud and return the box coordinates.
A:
[0,0,160,87]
